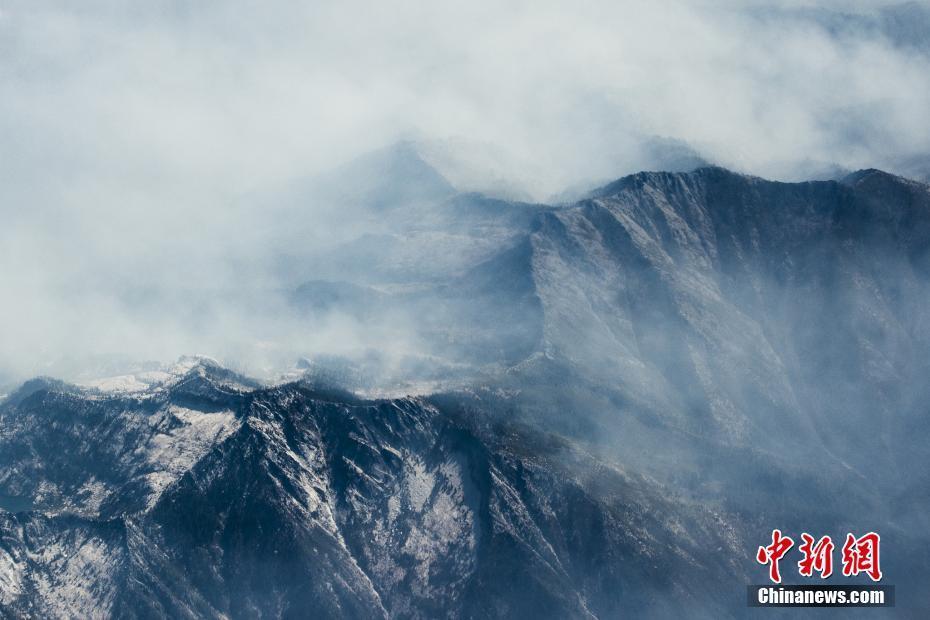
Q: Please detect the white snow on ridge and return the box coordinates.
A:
[81,374,154,393]
[75,355,225,395]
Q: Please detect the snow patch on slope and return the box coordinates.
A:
[0,547,23,605]
[142,405,239,506]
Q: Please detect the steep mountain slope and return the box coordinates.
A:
[510,168,930,483]
[0,361,744,619]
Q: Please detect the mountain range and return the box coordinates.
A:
[3,147,930,617]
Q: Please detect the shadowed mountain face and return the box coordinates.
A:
[520,169,930,477]
[492,171,930,598]
[3,160,930,617]
[0,363,742,619]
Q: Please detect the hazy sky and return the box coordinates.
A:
[2,0,929,382]
[3,1,929,195]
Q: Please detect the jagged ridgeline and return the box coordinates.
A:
[0,360,739,618]
[3,155,930,617]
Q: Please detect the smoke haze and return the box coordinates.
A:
[2,0,930,383]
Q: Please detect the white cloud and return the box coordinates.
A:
[1,0,928,382]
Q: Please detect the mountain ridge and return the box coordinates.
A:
[0,363,744,618]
